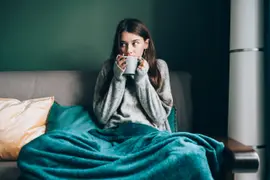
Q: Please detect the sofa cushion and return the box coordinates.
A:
[0,161,20,180]
[0,70,192,132]
[0,97,54,160]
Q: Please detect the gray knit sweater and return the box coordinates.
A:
[93,59,173,131]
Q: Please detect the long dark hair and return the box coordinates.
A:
[100,18,161,96]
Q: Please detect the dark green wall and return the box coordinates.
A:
[0,0,155,70]
[152,1,230,136]
[0,0,230,136]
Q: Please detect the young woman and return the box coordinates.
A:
[93,18,173,131]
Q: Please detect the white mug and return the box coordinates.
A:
[123,56,139,75]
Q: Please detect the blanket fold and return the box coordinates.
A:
[18,122,224,180]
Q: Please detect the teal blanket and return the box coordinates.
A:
[17,103,224,180]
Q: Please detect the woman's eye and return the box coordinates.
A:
[120,42,126,47]
[133,41,139,46]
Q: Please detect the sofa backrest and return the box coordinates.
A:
[0,70,192,132]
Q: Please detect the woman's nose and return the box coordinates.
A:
[127,46,134,55]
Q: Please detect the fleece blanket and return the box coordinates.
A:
[17,103,224,180]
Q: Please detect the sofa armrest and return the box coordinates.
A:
[215,137,259,173]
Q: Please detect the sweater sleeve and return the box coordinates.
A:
[135,59,173,126]
[93,60,127,125]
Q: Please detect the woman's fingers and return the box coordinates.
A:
[116,55,126,69]
[119,57,126,68]
[119,57,126,64]
[122,63,127,69]
[138,58,144,69]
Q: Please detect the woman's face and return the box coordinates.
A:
[119,31,149,57]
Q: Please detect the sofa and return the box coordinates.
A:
[0,70,259,180]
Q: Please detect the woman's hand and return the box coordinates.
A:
[137,57,149,71]
[113,54,127,81]
[115,54,127,71]
[135,57,149,81]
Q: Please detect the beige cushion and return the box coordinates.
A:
[0,96,54,160]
